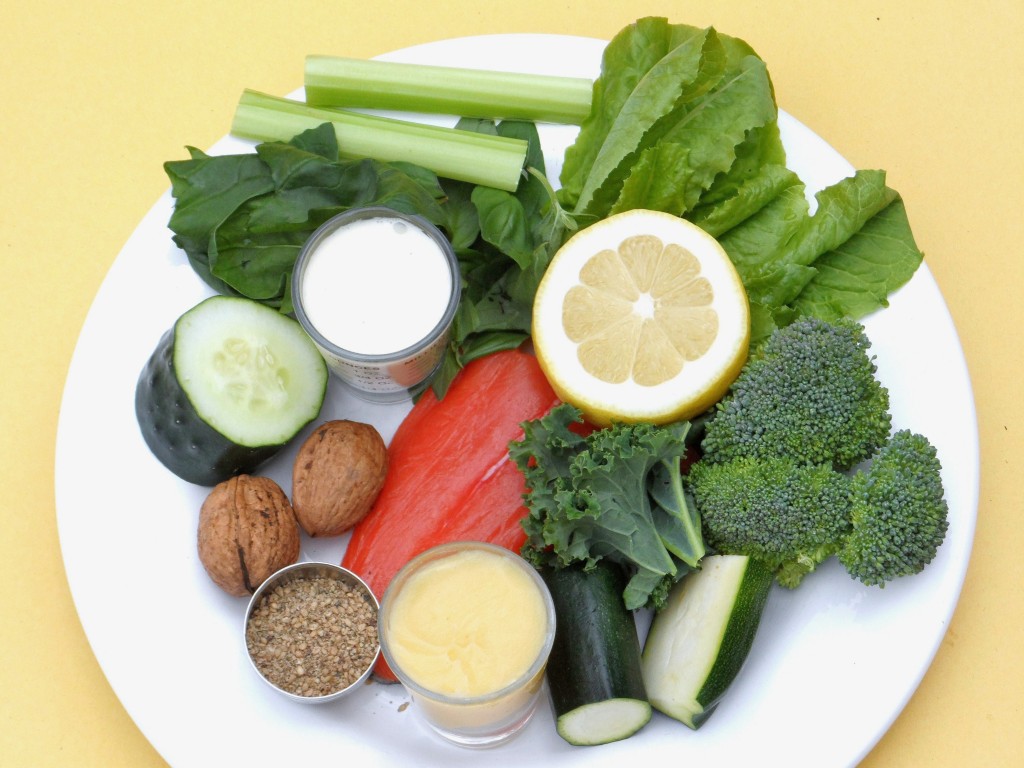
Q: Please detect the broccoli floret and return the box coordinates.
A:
[702,316,892,470]
[838,430,949,586]
[687,456,853,588]
[687,430,949,590]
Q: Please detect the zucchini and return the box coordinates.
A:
[135,296,328,486]
[641,554,772,728]
[541,561,652,746]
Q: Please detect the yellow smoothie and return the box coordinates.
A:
[379,542,555,745]
[385,547,548,696]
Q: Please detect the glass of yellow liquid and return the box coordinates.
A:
[378,541,556,748]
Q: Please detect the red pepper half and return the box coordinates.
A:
[341,348,560,681]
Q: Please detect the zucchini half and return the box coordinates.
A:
[541,561,652,746]
[135,296,328,486]
[641,554,773,728]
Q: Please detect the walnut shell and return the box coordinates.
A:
[292,420,389,537]
[197,475,301,596]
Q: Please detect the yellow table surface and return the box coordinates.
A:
[3,1,1020,765]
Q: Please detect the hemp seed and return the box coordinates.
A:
[246,574,378,698]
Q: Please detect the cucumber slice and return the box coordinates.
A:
[135,296,328,486]
[541,561,652,746]
[641,554,772,729]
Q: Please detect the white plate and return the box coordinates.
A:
[56,34,979,768]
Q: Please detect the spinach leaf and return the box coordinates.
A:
[164,148,274,248]
[165,123,447,311]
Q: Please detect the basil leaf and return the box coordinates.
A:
[471,186,534,268]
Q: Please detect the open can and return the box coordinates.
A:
[292,206,461,402]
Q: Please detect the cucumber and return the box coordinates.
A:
[541,561,652,746]
[135,296,328,486]
[641,554,772,729]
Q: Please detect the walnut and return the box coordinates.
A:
[197,475,301,596]
[292,420,389,537]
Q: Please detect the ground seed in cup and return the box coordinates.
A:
[245,573,379,698]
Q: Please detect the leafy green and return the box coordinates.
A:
[718,170,924,342]
[510,404,704,611]
[165,123,446,313]
[430,119,576,396]
[790,195,924,321]
[559,18,781,222]
[556,16,924,347]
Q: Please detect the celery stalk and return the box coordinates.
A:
[304,56,594,125]
[230,89,529,191]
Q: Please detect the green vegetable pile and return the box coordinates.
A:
[163,16,926,397]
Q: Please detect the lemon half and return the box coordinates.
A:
[533,209,750,426]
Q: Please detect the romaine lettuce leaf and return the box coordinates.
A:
[688,162,800,237]
[559,17,700,209]
[559,17,781,222]
[719,169,924,341]
[791,194,923,320]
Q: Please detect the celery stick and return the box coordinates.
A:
[230,90,528,192]
[305,56,594,125]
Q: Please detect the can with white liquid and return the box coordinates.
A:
[292,207,461,402]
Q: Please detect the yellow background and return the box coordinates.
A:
[2,1,1020,765]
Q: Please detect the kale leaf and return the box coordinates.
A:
[511,404,704,611]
